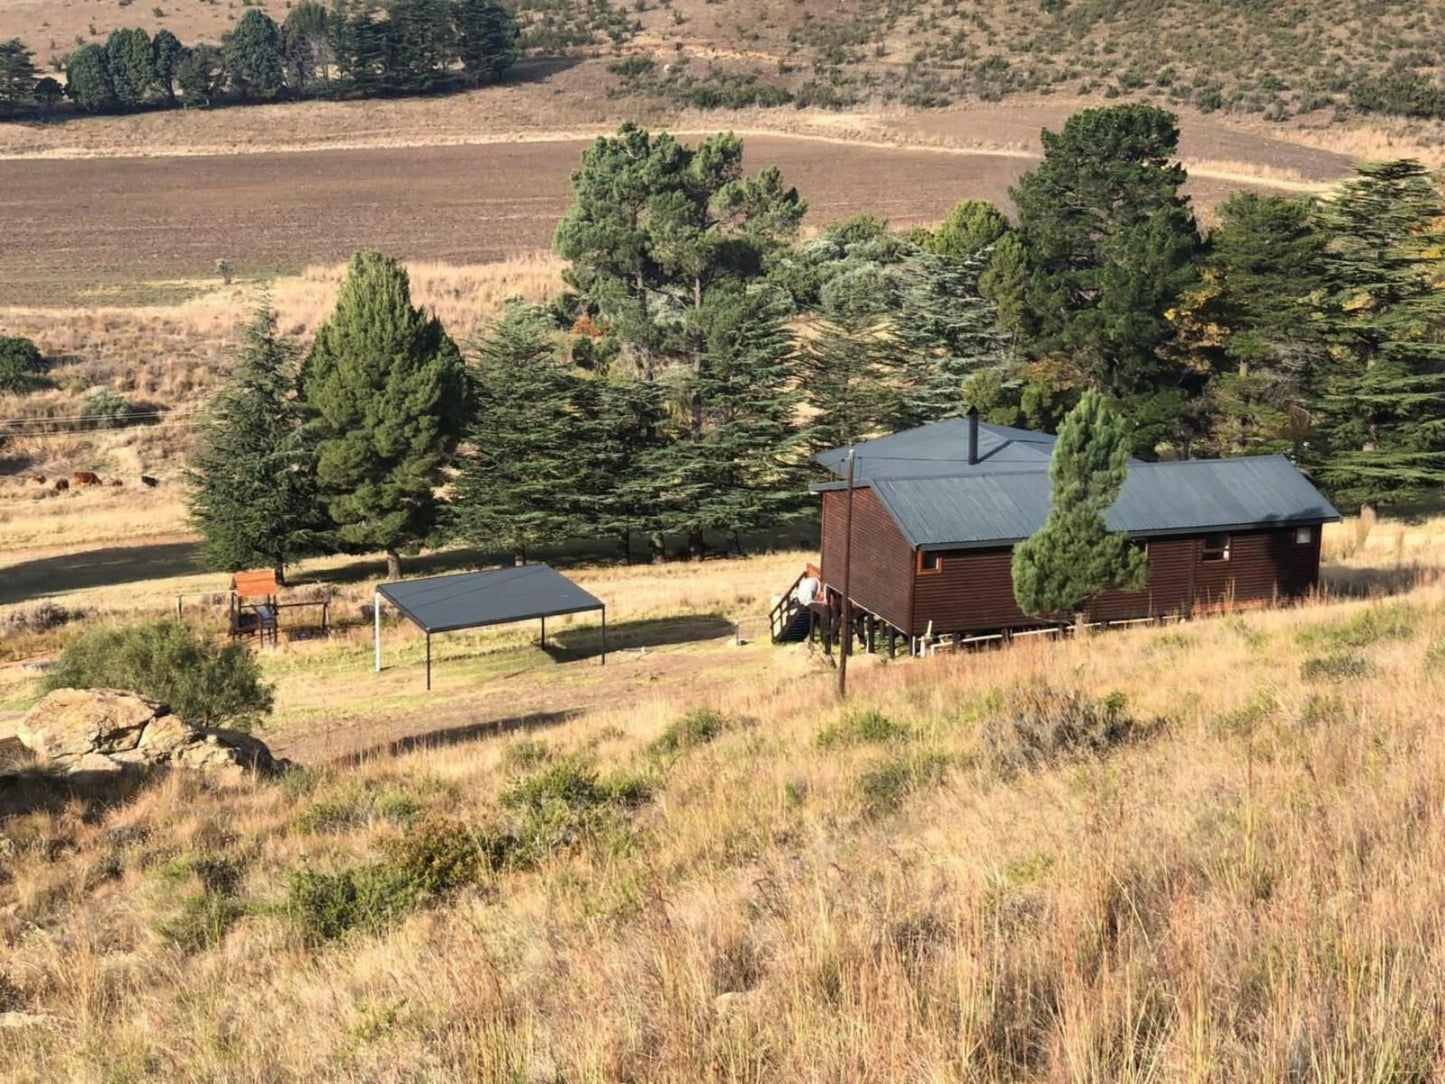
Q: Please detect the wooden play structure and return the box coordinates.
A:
[228,570,331,645]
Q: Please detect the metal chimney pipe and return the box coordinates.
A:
[967,406,979,465]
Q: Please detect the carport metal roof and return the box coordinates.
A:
[374,565,606,688]
[377,564,604,633]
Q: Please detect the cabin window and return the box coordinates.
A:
[1295,526,1313,545]
[1201,533,1231,562]
[918,550,943,575]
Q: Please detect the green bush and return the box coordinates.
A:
[41,618,274,732]
[286,864,420,945]
[78,387,131,429]
[856,749,951,816]
[498,755,653,867]
[982,686,1145,775]
[1300,651,1375,682]
[816,707,909,749]
[649,707,726,754]
[1297,603,1418,649]
[0,335,44,394]
[158,890,247,953]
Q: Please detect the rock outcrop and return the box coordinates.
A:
[16,688,283,781]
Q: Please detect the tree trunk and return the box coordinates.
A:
[274,562,287,589]
[385,549,402,581]
[688,530,705,562]
[618,531,632,565]
[514,544,526,567]
[650,532,666,564]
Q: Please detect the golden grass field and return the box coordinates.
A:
[1,513,1444,1080]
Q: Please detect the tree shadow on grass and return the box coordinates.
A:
[1322,564,1436,599]
[331,707,580,767]
[0,541,203,607]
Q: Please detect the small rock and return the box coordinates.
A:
[0,1011,62,1030]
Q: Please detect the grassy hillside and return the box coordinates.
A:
[2,519,1444,1080]
[3,0,1444,121]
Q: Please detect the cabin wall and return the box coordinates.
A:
[819,488,914,631]
[908,526,1324,636]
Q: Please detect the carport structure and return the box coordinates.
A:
[374,564,606,689]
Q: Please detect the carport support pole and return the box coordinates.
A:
[426,632,432,691]
[601,607,607,666]
[374,591,381,672]
[541,616,546,647]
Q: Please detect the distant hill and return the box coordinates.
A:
[1,0,1443,123]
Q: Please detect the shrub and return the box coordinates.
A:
[78,387,131,429]
[286,864,420,945]
[857,749,952,816]
[816,707,909,749]
[0,335,44,394]
[1300,651,1375,682]
[41,618,274,732]
[159,891,247,953]
[1424,638,1445,675]
[497,755,654,867]
[982,686,1144,775]
[649,707,726,754]
[1297,603,1418,649]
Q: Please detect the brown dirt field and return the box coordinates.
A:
[0,128,1349,307]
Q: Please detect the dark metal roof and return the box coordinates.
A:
[813,416,1059,488]
[378,564,604,634]
[869,455,1341,550]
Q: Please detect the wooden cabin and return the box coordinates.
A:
[798,412,1340,648]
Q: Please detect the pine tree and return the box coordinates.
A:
[384,0,455,93]
[571,374,667,561]
[1005,104,1204,454]
[302,251,469,579]
[925,198,1011,258]
[648,285,807,554]
[1012,390,1148,619]
[224,9,285,100]
[892,249,1007,428]
[798,261,901,453]
[65,43,116,113]
[450,302,579,564]
[0,39,37,117]
[282,2,332,94]
[452,0,517,87]
[176,44,225,108]
[1309,160,1445,512]
[187,306,322,580]
[105,28,155,109]
[151,29,184,105]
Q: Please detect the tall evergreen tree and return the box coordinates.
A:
[0,39,37,117]
[452,0,517,86]
[799,262,901,453]
[1012,390,1148,619]
[384,0,455,93]
[283,1,333,94]
[571,374,667,561]
[450,302,579,564]
[331,0,387,96]
[1001,104,1204,454]
[105,28,155,109]
[647,285,806,554]
[555,124,806,556]
[892,249,1007,428]
[177,44,225,108]
[1309,160,1445,512]
[302,251,469,579]
[187,306,322,580]
[1184,192,1328,455]
[65,44,116,113]
[224,9,285,100]
[151,29,184,105]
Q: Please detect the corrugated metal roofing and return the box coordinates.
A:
[813,416,1058,487]
[870,455,1341,549]
[378,564,604,634]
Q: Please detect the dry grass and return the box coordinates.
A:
[2,517,1445,1079]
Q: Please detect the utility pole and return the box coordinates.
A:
[837,447,856,698]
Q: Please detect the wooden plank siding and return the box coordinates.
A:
[819,487,915,632]
[817,482,1325,638]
